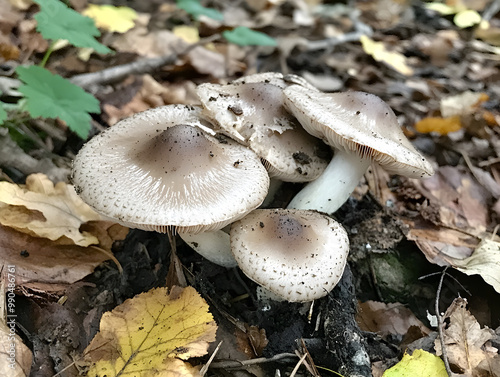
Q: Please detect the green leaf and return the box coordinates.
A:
[383,349,447,377]
[16,65,100,139]
[223,27,277,47]
[177,0,224,21]
[0,103,7,124]
[33,0,111,54]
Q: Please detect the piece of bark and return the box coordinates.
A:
[322,265,373,377]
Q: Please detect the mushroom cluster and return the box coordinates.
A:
[72,72,434,302]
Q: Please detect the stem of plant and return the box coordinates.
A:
[39,40,57,68]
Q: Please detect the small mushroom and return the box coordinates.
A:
[72,105,269,266]
[197,77,330,183]
[284,87,434,213]
[230,209,349,302]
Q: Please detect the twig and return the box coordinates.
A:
[70,34,220,90]
[436,266,453,376]
[200,341,223,376]
[208,352,298,369]
[289,352,308,377]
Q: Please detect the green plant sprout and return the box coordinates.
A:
[0,0,110,139]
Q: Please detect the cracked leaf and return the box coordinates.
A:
[84,286,217,377]
[0,173,102,246]
[434,298,497,375]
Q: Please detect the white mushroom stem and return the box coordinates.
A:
[178,230,237,268]
[260,177,283,208]
[287,149,371,214]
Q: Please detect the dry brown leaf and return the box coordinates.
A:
[435,298,498,375]
[357,301,430,337]
[0,225,111,292]
[84,286,217,377]
[448,238,500,294]
[0,173,103,247]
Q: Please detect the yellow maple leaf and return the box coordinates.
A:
[84,286,217,377]
[360,35,414,76]
[0,173,102,246]
[83,4,137,33]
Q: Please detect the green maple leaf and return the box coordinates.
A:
[16,65,100,139]
[33,0,111,54]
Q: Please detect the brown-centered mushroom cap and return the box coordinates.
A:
[230,209,349,302]
[72,105,270,234]
[283,86,434,178]
[197,81,330,182]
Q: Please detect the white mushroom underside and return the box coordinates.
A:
[283,86,434,178]
[230,209,349,302]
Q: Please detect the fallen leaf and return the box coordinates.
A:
[84,286,217,377]
[414,115,462,135]
[434,298,498,375]
[357,301,430,337]
[0,225,111,292]
[382,349,447,377]
[83,4,137,33]
[454,9,481,29]
[360,35,413,76]
[173,25,200,44]
[448,238,500,294]
[440,91,488,118]
[0,173,102,247]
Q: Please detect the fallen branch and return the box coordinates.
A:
[70,34,221,90]
[208,352,297,369]
[435,266,453,377]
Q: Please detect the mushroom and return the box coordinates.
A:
[72,105,269,267]
[230,208,349,302]
[284,87,434,213]
[196,75,330,183]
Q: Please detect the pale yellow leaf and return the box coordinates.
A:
[449,238,500,293]
[173,25,200,44]
[8,0,32,10]
[84,286,217,377]
[360,35,413,76]
[454,10,481,29]
[0,173,102,246]
[435,298,497,374]
[83,4,137,33]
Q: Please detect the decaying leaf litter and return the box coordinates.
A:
[1,0,500,376]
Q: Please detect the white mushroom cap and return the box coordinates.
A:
[232,72,319,92]
[72,105,270,234]
[197,81,329,182]
[283,86,434,178]
[230,209,349,302]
